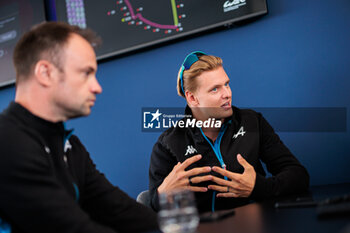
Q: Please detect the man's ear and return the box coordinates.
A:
[33,60,57,87]
[185,90,199,107]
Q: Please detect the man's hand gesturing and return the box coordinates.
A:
[157,154,212,193]
[208,154,256,198]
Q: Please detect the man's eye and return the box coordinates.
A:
[212,87,217,92]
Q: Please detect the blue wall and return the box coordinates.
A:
[0,0,349,198]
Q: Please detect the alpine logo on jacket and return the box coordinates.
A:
[64,140,72,153]
[185,145,197,156]
[233,126,246,139]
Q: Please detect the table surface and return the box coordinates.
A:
[197,183,350,233]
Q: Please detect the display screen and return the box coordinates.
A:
[55,0,267,60]
[0,0,46,87]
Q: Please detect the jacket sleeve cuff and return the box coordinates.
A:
[151,190,160,212]
[250,173,270,200]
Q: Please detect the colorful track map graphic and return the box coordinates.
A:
[55,0,267,59]
[120,0,182,32]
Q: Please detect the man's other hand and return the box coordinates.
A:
[157,154,212,193]
[208,154,256,198]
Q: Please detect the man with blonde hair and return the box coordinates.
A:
[149,51,309,213]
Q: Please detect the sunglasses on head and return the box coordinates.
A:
[179,51,207,95]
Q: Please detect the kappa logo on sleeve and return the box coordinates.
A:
[185,145,197,156]
[233,126,246,139]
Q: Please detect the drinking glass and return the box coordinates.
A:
[158,189,199,233]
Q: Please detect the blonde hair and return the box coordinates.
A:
[177,55,223,97]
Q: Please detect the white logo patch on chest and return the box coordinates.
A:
[185,145,197,156]
[233,126,246,139]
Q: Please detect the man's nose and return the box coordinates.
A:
[91,76,102,94]
[222,86,231,98]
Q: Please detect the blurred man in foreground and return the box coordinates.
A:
[0,22,158,233]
